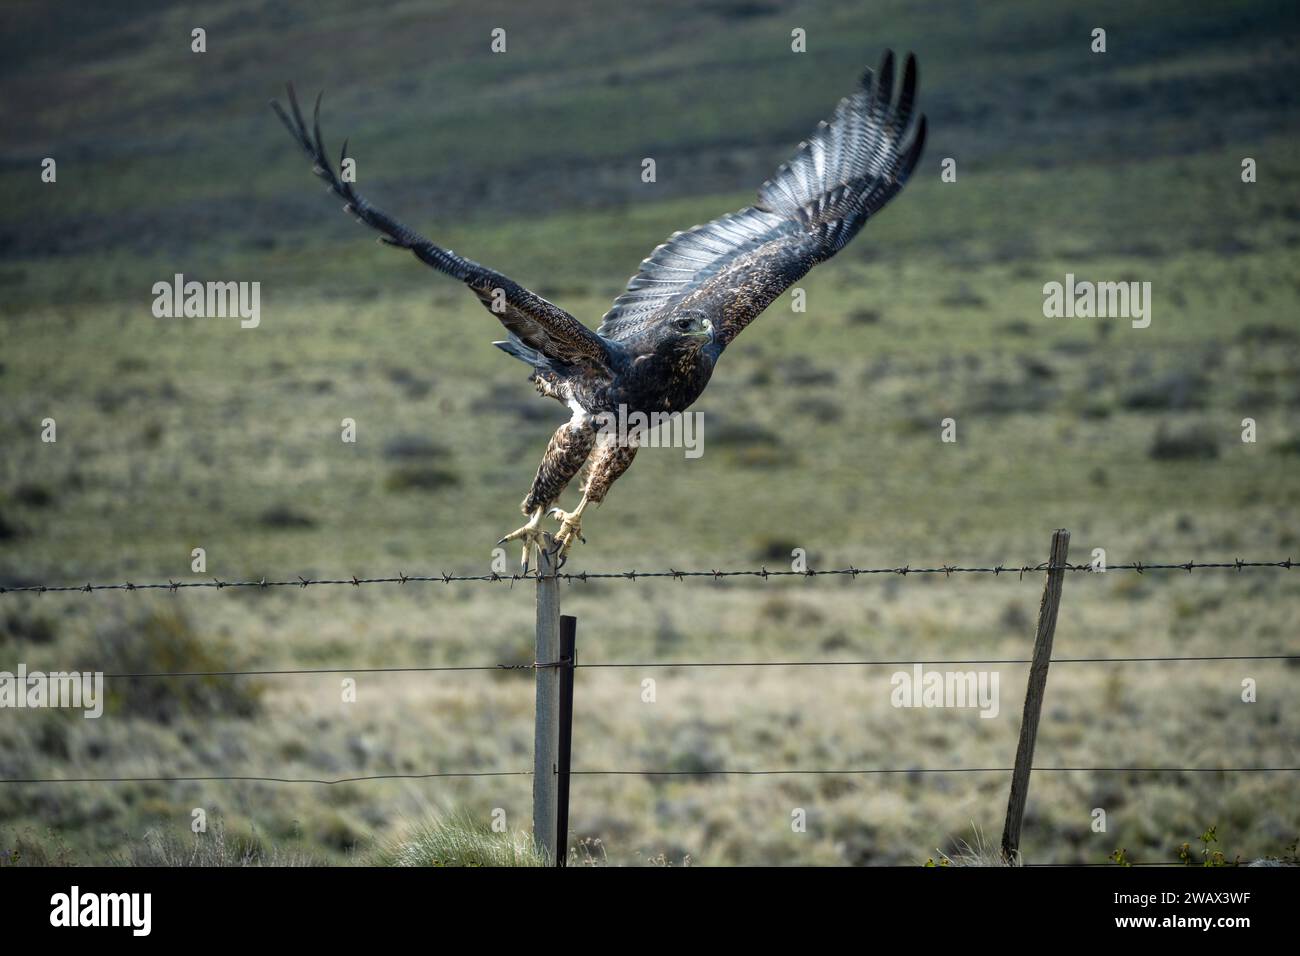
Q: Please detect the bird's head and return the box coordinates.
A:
[659,310,715,355]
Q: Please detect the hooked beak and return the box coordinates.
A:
[686,318,714,340]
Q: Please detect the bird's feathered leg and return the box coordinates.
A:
[499,417,596,572]
[549,431,639,563]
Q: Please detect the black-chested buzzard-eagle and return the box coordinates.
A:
[273,50,925,568]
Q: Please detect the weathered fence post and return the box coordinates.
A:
[556,614,577,868]
[532,539,562,863]
[1001,528,1071,864]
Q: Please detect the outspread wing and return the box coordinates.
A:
[597,51,925,347]
[271,86,612,371]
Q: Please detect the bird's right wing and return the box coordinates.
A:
[271,86,612,371]
[597,51,925,348]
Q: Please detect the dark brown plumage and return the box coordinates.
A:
[272,50,925,567]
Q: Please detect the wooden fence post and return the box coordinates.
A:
[532,540,562,863]
[1001,528,1071,864]
[556,614,577,868]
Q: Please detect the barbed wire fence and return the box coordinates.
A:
[1,532,1297,866]
[1,557,1292,593]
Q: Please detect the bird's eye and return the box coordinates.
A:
[675,318,692,331]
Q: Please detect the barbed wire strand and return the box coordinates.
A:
[3,766,1296,786]
[0,558,1294,595]
[572,653,1300,669]
[66,652,1300,680]
[568,766,1300,776]
[0,771,530,785]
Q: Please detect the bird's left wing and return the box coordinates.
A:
[271,86,612,371]
[597,51,925,348]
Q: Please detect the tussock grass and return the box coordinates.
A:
[1,821,323,867]
[374,812,547,867]
[111,822,323,867]
[929,825,1013,867]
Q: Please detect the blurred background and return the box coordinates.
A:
[1,0,1298,865]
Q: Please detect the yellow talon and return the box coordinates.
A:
[497,507,550,574]
[547,495,590,564]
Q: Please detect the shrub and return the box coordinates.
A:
[13,483,55,508]
[0,508,23,540]
[258,504,316,529]
[1149,423,1218,460]
[382,435,450,460]
[89,608,263,722]
[1,608,58,645]
[384,465,461,492]
[1123,370,1209,411]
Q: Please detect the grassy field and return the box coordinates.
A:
[1,0,1298,865]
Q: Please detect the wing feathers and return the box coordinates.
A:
[597,208,794,336]
[272,86,611,371]
[598,52,925,344]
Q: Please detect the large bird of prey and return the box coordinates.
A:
[273,50,925,569]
